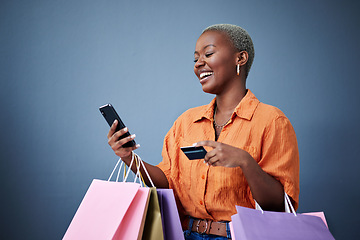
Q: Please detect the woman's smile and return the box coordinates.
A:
[199,71,214,84]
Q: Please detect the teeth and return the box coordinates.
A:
[200,72,213,79]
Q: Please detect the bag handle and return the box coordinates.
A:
[107,152,136,182]
[134,153,155,187]
[284,192,297,216]
[133,154,146,187]
[255,193,297,216]
[108,158,123,181]
[107,152,155,188]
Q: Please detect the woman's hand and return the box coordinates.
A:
[107,120,139,161]
[196,140,285,211]
[195,140,252,168]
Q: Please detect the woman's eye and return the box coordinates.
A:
[194,52,213,63]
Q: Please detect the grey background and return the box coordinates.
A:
[1,0,359,239]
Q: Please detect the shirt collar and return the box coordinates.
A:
[193,89,260,122]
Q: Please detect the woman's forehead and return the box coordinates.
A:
[195,31,233,52]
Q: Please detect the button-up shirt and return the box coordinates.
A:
[157,90,299,222]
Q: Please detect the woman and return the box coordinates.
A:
[107,24,299,240]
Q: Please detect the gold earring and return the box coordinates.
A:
[237,64,240,76]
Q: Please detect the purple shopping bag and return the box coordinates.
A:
[231,205,335,240]
[157,189,185,240]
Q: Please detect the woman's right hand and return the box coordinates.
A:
[108,120,169,189]
[107,120,139,162]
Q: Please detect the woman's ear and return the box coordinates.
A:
[237,51,249,66]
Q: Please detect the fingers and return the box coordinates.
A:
[107,120,140,158]
[107,120,129,142]
[197,141,225,166]
[195,140,220,148]
[204,154,219,166]
[111,133,136,148]
[113,143,139,157]
[204,148,223,166]
[204,148,216,162]
[107,120,119,139]
[110,134,139,158]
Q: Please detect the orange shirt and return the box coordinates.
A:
[157,90,299,222]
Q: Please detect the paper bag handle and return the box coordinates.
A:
[255,193,297,216]
[107,152,155,188]
[107,152,137,182]
[133,153,155,187]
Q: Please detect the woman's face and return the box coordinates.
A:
[194,31,238,94]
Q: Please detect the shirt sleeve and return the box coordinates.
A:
[259,115,300,210]
[157,130,172,181]
[156,120,179,186]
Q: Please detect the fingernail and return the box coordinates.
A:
[124,127,128,132]
[131,134,136,138]
[192,142,198,146]
[136,144,140,148]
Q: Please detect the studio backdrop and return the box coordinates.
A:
[0,0,359,239]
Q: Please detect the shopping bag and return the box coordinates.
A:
[128,154,165,240]
[157,188,185,240]
[142,187,164,240]
[229,222,236,240]
[63,179,142,240]
[302,212,329,228]
[113,187,150,239]
[63,155,150,240]
[231,193,335,240]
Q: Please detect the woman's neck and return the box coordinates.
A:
[215,87,247,115]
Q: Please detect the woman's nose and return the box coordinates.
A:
[194,57,205,68]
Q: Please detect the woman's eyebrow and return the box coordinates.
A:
[194,44,216,54]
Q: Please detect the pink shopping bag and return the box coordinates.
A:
[63,179,145,240]
[302,212,329,228]
[113,187,150,239]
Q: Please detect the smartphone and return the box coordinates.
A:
[99,103,136,148]
[181,146,207,160]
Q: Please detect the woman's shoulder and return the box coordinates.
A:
[257,102,287,118]
[254,102,293,129]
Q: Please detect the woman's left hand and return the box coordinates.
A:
[195,140,253,168]
[196,140,285,211]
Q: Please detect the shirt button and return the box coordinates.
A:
[201,175,205,179]
[200,200,203,205]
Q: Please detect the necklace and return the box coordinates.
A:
[213,106,231,129]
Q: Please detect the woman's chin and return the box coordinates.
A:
[201,85,217,94]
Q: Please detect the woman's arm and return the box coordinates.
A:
[107,120,169,188]
[195,140,284,211]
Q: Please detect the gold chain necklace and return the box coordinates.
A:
[213,106,231,129]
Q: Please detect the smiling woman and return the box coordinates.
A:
[107,24,299,240]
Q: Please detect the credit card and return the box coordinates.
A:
[180,146,207,160]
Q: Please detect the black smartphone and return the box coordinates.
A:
[181,146,207,160]
[99,103,136,148]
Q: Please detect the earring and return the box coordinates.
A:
[237,64,240,76]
